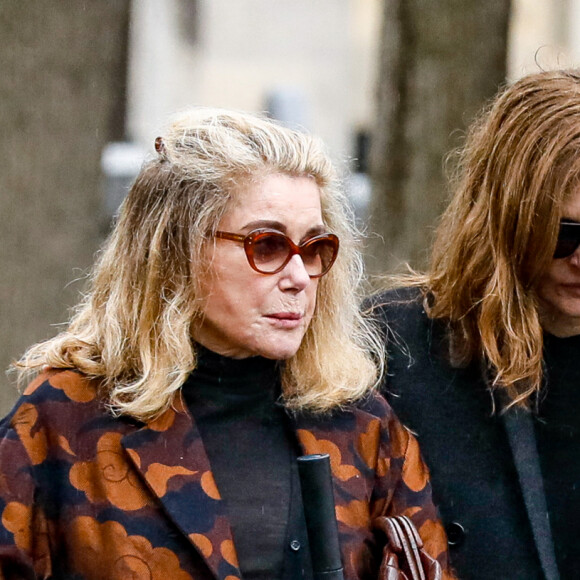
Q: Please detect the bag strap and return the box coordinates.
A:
[396,516,425,580]
[374,516,426,580]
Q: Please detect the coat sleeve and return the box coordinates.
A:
[376,399,456,580]
[0,399,52,579]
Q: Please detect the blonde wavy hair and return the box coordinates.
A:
[15,109,383,420]
[399,70,580,408]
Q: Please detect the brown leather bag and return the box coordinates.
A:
[373,515,442,580]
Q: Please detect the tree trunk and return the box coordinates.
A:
[0,0,129,413]
[367,0,511,275]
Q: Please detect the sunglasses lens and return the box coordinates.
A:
[554,239,580,259]
[554,223,580,259]
[301,237,339,277]
[247,230,339,276]
[252,233,291,272]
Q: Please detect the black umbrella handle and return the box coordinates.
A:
[297,454,345,580]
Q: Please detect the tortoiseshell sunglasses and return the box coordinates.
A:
[215,228,339,277]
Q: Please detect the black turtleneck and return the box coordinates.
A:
[181,347,309,580]
[536,332,580,578]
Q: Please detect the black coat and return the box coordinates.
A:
[371,287,561,580]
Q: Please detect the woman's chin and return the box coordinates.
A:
[256,345,301,361]
[251,336,305,361]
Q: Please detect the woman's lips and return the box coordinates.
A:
[266,312,303,329]
[561,283,580,296]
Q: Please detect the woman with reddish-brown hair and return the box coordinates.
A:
[371,69,580,580]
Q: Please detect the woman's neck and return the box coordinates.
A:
[540,310,580,338]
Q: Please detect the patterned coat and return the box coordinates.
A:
[0,370,453,579]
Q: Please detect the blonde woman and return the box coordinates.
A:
[371,70,580,580]
[0,110,451,579]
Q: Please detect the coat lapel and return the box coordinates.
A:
[121,396,242,580]
[292,409,372,516]
[292,408,371,485]
[501,405,560,580]
[121,400,372,580]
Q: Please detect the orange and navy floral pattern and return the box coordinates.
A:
[0,370,453,579]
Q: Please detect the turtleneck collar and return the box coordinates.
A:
[543,330,580,350]
[184,345,282,398]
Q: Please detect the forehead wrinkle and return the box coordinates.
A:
[241,219,287,233]
[240,219,326,236]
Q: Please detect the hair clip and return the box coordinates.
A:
[154,136,167,155]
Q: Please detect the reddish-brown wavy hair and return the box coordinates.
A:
[407,70,580,407]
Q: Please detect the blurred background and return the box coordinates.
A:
[1,0,580,412]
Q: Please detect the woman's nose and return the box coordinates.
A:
[279,254,311,291]
[569,245,580,267]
